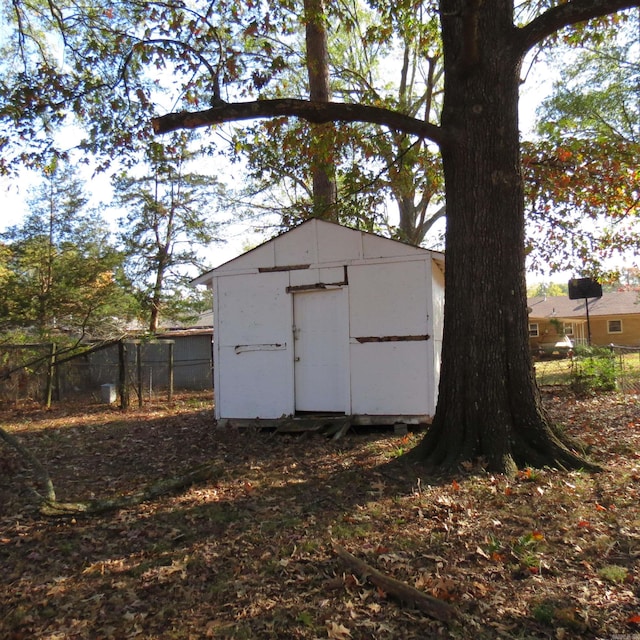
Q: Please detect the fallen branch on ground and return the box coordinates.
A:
[332,542,457,623]
[0,424,222,516]
[39,464,223,516]
[0,425,56,502]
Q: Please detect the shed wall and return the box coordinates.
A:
[214,271,293,419]
[208,220,444,423]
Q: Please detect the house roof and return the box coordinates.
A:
[528,290,640,320]
[192,218,444,286]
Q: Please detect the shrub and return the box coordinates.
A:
[570,346,618,394]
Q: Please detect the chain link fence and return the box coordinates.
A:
[534,344,640,394]
[611,345,640,394]
[0,334,213,408]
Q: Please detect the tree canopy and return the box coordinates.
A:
[0,162,133,338]
[114,132,223,333]
[524,11,640,277]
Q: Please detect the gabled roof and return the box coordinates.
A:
[528,290,640,319]
[193,218,444,285]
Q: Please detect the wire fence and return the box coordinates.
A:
[0,336,213,409]
[611,345,640,394]
[534,344,640,394]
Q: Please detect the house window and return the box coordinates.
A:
[608,319,623,334]
[563,323,574,336]
[528,323,539,337]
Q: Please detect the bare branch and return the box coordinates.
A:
[152,99,449,147]
[516,0,640,57]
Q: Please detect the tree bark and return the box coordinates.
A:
[304,0,337,220]
[151,99,446,144]
[416,0,594,474]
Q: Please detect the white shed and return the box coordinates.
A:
[193,219,445,426]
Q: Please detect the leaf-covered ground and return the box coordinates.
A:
[0,389,639,639]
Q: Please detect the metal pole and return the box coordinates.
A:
[168,342,174,403]
[585,298,592,346]
[137,342,143,408]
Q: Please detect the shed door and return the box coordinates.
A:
[293,289,348,413]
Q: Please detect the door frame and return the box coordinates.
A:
[292,287,350,414]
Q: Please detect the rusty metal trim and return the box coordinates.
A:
[286,266,349,293]
[234,343,286,354]
[354,335,430,343]
[258,264,310,272]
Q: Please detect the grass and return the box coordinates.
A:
[534,357,573,385]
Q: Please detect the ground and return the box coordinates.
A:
[0,390,639,639]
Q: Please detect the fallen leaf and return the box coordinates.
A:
[327,620,352,639]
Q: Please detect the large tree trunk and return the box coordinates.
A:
[417,0,589,474]
[304,0,338,221]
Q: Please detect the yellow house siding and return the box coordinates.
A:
[528,292,640,350]
[529,314,640,349]
[588,314,640,347]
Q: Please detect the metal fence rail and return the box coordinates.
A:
[611,345,640,394]
[0,338,213,408]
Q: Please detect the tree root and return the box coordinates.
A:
[332,542,457,623]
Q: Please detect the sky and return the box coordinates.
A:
[0,50,599,282]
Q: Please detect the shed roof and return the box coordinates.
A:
[193,219,444,286]
[528,290,640,319]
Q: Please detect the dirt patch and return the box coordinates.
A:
[1,389,639,638]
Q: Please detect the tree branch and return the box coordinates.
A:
[516,0,640,56]
[152,99,448,147]
[0,426,56,502]
[332,542,457,623]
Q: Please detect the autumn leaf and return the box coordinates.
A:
[327,621,352,639]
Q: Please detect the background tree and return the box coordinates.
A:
[526,281,569,298]
[304,0,338,219]
[231,1,446,244]
[114,133,222,333]
[524,11,640,277]
[0,161,132,338]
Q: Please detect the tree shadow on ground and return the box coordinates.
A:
[1,396,638,639]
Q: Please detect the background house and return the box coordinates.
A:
[528,290,640,350]
[193,219,445,426]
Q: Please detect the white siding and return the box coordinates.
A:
[205,219,444,422]
[214,271,293,419]
[348,261,429,336]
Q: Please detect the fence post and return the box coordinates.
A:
[45,342,56,408]
[119,340,129,410]
[137,341,143,408]
[168,341,174,403]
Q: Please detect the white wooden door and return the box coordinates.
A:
[293,289,348,413]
